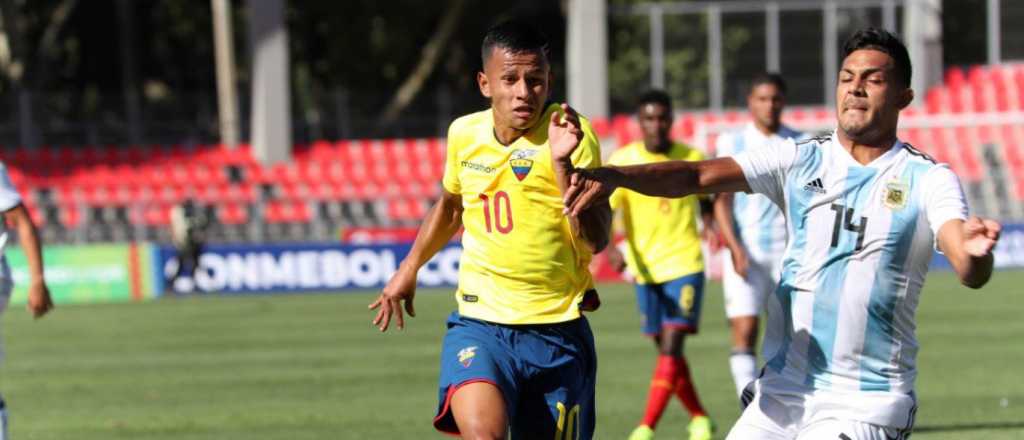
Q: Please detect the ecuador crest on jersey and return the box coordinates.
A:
[509,149,538,181]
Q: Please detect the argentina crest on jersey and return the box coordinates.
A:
[882,180,909,210]
[509,148,538,181]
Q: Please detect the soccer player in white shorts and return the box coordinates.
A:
[714,73,806,399]
[562,27,1001,439]
[0,160,53,439]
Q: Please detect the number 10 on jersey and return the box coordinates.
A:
[479,191,514,234]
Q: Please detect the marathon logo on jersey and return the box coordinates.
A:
[509,149,538,181]
[461,161,496,174]
[457,346,478,367]
[802,177,827,194]
[883,181,910,210]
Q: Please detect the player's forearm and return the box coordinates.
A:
[949,249,994,289]
[400,194,463,272]
[554,158,611,252]
[11,205,45,282]
[713,193,745,254]
[572,201,612,253]
[604,158,750,198]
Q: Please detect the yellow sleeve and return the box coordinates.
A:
[606,148,625,210]
[570,117,602,170]
[441,119,463,194]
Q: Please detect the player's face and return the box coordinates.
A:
[478,47,551,133]
[748,83,784,129]
[836,49,912,142]
[638,102,672,150]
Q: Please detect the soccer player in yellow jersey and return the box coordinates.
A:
[369,20,610,439]
[605,90,714,440]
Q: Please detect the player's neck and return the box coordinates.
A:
[837,129,898,165]
[644,139,672,154]
[753,120,780,136]
[492,126,526,146]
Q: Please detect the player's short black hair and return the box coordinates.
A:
[841,27,912,88]
[749,72,787,95]
[636,89,672,113]
[481,19,549,66]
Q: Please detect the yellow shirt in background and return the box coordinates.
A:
[608,141,705,284]
[442,103,601,324]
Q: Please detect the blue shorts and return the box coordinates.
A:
[434,312,597,439]
[635,272,706,335]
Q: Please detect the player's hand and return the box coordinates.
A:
[369,266,417,332]
[730,247,751,280]
[563,168,616,217]
[604,246,626,273]
[549,103,583,164]
[26,280,54,319]
[962,216,1001,257]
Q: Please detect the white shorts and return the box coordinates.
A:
[722,250,782,319]
[728,381,914,440]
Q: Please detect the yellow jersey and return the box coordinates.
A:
[608,141,705,284]
[442,104,601,324]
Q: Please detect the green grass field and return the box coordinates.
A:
[1,271,1022,439]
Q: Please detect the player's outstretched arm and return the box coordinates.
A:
[6,204,53,318]
[937,216,1001,289]
[713,193,750,278]
[549,103,611,253]
[370,190,464,331]
[563,157,751,218]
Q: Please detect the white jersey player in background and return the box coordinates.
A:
[0,161,53,439]
[562,28,1001,440]
[713,73,806,400]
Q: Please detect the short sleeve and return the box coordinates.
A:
[731,137,800,207]
[713,132,732,158]
[570,117,602,170]
[921,165,968,236]
[0,164,22,212]
[441,121,463,194]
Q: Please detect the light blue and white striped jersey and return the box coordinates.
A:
[0,162,20,262]
[734,132,968,427]
[715,124,806,264]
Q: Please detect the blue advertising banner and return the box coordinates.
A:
[152,242,462,294]
[929,223,1024,271]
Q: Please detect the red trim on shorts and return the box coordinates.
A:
[432,379,500,436]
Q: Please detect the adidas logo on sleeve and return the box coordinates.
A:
[802,177,827,194]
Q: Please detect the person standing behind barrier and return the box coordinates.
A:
[169,198,208,291]
[713,73,807,401]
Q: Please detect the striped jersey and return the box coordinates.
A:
[715,123,806,263]
[733,132,968,427]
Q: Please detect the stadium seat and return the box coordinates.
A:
[217,202,249,225]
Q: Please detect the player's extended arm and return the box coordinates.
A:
[713,192,750,278]
[563,157,751,217]
[5,204,53,318]
[936,216,1001,289]
[369,190,464,331]
[549,104,611,253]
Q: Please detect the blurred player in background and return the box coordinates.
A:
[603,90,714,440]
[0,161,53,438]
[168,198,208,292]
[369,20,611,439]
[713,73,806,400]
[562,28,1001,439]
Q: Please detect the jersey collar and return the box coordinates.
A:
[830,131,904,169]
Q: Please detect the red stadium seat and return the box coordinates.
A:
[218,202,249,225]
